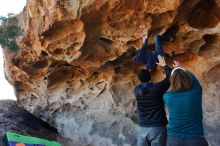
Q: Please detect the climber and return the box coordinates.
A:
[134,55,171,146]
[161,61,208,146]
[132,33,174,71]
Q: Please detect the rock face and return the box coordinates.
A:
[2,0,220,145]
[0,100,74,146]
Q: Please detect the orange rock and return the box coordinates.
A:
[2,0,220,145]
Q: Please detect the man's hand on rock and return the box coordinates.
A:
[173,60,181,68]
[156,55,166,67]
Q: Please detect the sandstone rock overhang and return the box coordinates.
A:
[1,0,220,145]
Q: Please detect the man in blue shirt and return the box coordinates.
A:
[132,34,174,71]
[134,55,171,146]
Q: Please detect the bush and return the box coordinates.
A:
[0,16,21,51]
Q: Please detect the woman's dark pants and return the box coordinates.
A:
[167,136,209,146]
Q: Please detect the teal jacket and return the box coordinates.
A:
[163,71,204,138]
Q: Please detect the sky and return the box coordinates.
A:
[0,0,26,17]
[0,0,26,100]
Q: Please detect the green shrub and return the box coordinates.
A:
[0,16,21,51]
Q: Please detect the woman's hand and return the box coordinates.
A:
[173,60,181,68]
[156,55,167,67]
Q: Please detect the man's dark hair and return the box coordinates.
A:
[138,69,151,82]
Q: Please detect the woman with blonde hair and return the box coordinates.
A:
[158,60,208,146]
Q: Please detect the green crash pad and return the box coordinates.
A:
[6,131,61,146]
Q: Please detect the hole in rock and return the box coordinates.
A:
[47,67,72,87]
[163,23,179,37]
[127,40,137,46]
[48,60,69,68]
[92,71,98,76]
[199,34,220,55]
[10,58,20,66]
[203,34,219,44]
[32,59,48,68]
[41,20,83,41]
[41,50,48,56]
[42,21,64,37]
[187,0,220,29]
[114,67,121,73]
[52,48,65,55]
[98,37,114,44]
[173,51,196,63]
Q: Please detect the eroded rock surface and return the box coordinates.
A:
[0,100,74,146]
[2,0,220,145]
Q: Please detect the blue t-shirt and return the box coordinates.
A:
[163,72,204,138]
[132,39,158,70]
